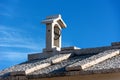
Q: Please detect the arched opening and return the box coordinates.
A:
[54,24,61,47]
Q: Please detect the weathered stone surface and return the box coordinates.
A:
[1,15,120,80]
[75,46,120,55]
[28,53,43,61]
[28,45,120,61]
[42,14,66,54]
[61,46,80,51]
[111,42,120,46]
[25,63,51,74]
[10,71,25,76]
[84,54,120,71]
[66,49,120,71]
[28,55,91,76]
[1,45,120,79]
[28,51,59,61]
[51,53,72,64]
[29,45,80,62]
[0,59,51,77]
[0,53,73,77]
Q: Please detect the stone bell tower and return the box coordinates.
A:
[42,14,66,52]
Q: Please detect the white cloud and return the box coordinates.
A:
[0,25,43,50]
[0,25,44,69]
[0,52,27,61]
[0,51,27,70]
[0,44,39,50]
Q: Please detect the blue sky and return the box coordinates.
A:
[0,0,120,70]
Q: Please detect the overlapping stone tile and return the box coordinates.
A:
[0,53,72,77]
[28,55,91,75]
[51,53,71,64]
[66,49,120,71]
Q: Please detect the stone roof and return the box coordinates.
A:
[0,42,120,80]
